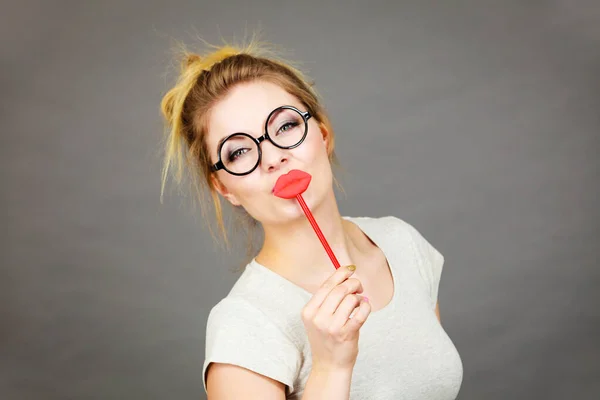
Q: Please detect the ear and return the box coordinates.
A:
[210,174,242,207]
[319,123,333,155]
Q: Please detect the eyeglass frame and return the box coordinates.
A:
[210,105,313,176]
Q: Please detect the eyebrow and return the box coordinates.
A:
[217,135,229,150]
[266,107,286,130]
[216,132,249,151]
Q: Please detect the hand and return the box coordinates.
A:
[301,265,372,372]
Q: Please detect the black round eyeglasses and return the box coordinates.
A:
[210,105,312,176]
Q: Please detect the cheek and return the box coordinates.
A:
[298,127,328,160]
[228,175,267,203]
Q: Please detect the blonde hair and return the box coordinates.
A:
[159,39,339,249]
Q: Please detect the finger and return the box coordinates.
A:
[317,278,363,317]
[341,277,364,295]
[330,294,363,329]
[342,300,371,334]
[303,265,356,315]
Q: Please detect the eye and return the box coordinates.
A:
[277,121,300,135]
[228,147,250,162]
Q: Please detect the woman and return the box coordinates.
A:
[160,42,463,399]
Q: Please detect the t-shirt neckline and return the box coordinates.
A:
[248,216,399,318]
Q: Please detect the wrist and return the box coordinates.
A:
[304,362,354,399]
[311,362,354,378]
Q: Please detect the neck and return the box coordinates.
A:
[255,190,360,285]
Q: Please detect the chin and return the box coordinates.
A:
[260,172,330,225]
[287,181,326,215]
[272,197,307,220]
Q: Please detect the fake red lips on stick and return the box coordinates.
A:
[273,169,341,269]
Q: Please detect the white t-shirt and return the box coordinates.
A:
[203,216,463,399]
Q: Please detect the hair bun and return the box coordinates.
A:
[182,46,242,73]
[184,53,202,68]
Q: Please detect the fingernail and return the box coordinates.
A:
[346,265,356,272]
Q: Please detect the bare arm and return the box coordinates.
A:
[206,363,286,400]
[435,301,441,323]
[206,363,354,400]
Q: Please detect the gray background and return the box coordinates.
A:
[2,0,599,399]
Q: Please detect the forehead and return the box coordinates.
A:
[207,81,301,149]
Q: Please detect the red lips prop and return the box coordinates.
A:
[273,169,341,269]
[272,169,312,199]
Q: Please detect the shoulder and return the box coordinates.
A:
[392,216,445,307]
[206,295,289,345]
[348,215,445,306]
[216,262,309,334]
[204,296,302,393]
[206,295,297,344]
[346,214,422,242]
[206,296,259,329]
[349,214,433,240]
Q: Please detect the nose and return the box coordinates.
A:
[260,140,288,172]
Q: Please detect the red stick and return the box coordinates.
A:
[295,194,341,269]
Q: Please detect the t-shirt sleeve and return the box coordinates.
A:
[394,217,445,308]
[202,297,301,394]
